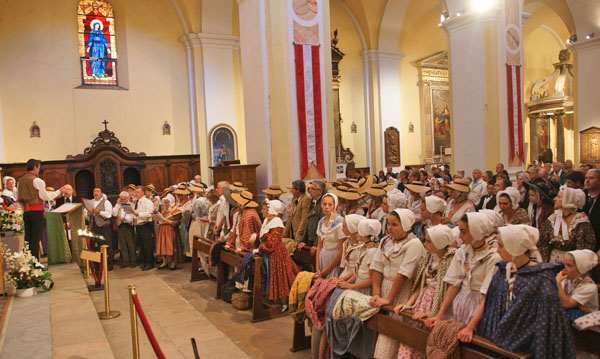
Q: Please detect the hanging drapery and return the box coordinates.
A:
[294,43,326,179]
[507,64,524,164]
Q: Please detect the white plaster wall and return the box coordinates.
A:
[202,0,234,35]
[379,58,404,168]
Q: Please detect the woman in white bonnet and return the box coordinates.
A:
[415,196,452,241]
[333,214,364,284]
[337,218,379,295]
[538,187,595,262]
[556,249,599,322]
[425,212,501,330]
[496,187,530,225]
[1,176,17,206]
[477,224,576,358]
[378,189,408,241]
[316,193,346,279]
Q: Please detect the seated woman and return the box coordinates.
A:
[539,187,595,262]
[414,196,451,240]
[365,184,387,221]
[155,194,183,270]
[316,193,346,279]
[394,224,457,359]
[479,209,504,247]
[404,182,428,224]
[556,249,599,322]
[524,180,555,228]
[337,218,380,295]
[369,208,425,359]
[254,199,300,309]
[443,179,476,226]
[333,214,364,284]
[378,190,408,241]
[425,213,501,328]
[478,225,576,358]
[497,187,530,225]
[2,176,17,207]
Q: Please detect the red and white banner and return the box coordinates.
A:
[294,43,326,179]
[506,64,524,164]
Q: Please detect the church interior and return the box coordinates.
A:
[0,0,599,358]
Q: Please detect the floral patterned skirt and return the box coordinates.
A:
[396,285,435,359]
[374,278,412,359]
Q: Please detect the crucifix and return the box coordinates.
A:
[102,120,109,130]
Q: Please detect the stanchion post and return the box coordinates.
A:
[0,238,5,296]
[129,284,140,359]
[98,245,120,319]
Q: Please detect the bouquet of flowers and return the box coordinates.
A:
[0,208,24,234]
[2,243,53,290]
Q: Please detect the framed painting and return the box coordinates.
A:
[209,124,238,165]
[431,88,451,155]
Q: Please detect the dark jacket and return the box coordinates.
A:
[55,195,82,207]
[477,194,497,211]
[583,190,600,251]
[301,196,323,246]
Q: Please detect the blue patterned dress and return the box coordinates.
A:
[479,262,576,359]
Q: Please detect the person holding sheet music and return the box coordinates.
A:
[155,194,183,270]
[85,187,114,271]
[113,191,136,268]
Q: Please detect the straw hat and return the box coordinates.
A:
[345,179,359,189]
[230,181,247,192]
[357,175,375,194]
[231,190,259,208]
[365,182,387,197]
[188,183,205,193]
[262,184,285,196]
[173,184,190,195]
[47,187,55,192]
[333,185,363,201]
[126,184,137,191]
[384,182,397,192]
[160,188,172,198]
[145,184,156,194]
[405,181,430,194]
[444,178,473,193]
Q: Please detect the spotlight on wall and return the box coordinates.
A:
[472,0,495,13]
[586,33,595,40]
[440,11,449,23]
[566,34,578,44]
[456,12,461,17]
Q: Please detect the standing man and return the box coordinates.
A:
[564,159,574,172]
[214,181,231,238]
[133,186,155,271]
[113,191,136,268]
[17,159,64,259]
[551,162,567,185]
[86,187,114,271]
[584,169,600,251]
[284,180,311,243]
[300,180,325,254]
[55,184,80,206]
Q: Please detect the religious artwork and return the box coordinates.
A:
[30,122,40,138]
[432,89,451,155]
[162,121,171,135]
[335,163,347,180]
[384,127,401,167]
[535,117,550,156]
[209,125,237,166]
[408,122,414,133]
[292,0,319,45]
[580,127,600,164]
[78,0,118,86]
[331,30,354,164]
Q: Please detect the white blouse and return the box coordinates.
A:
[317,216,346,250]
[443,244,500,294]
[444,199,475,225]
[563,276,599,312]
[370,234,425,281]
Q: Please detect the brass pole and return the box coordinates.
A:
[128,284,140,359]
[85,237,90,278]
[98,244,120,319]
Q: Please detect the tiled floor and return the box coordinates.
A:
[91,262,312,359]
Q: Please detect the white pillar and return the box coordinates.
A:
[571,37,600,162]
[237,0,273,192]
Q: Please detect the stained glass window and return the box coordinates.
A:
[78,0,118,86]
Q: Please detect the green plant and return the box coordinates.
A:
[2,243,53,290]
[0,208,24,234]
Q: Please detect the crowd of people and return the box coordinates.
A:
[9,157,600,358]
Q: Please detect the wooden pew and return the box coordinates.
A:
[290,246,316,352]
[191,235,287,323]
[190,235,214,282]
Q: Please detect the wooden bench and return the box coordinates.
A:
[289,246,316,352]
[190,235,287,323]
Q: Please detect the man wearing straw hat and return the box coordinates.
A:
[263,184,284,201]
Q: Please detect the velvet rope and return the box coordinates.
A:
[131,293,166,359]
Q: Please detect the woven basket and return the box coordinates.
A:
[231,292,252,310]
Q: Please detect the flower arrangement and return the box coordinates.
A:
[2,243,53,291]
[0,208,24,234]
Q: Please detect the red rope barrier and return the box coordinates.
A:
[131,293,166,359]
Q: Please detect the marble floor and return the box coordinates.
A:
[87,262,312,359]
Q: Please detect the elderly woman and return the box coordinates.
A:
[1,176,17,206]
[395,224,457,359]
[369,209,425,359]
[155,194,183,270]
[443,179,475,226]
[516,171,530,209]
[539,187,596,262]
[415,196,451,240]
[253,199,299,306]
[425,213,501,328]
[477,225,575,358]
[556,249,598,321]
[497,187,530,225]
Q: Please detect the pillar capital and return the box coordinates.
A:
[440,9,500,34]
[360,49,405,64]
[568,36,600,54]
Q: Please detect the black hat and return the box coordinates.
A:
[524,180,554,204]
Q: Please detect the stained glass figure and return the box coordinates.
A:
[78,1,118,86]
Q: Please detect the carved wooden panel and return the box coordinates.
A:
[75,169,95,199]
[42,169,67,191]
[211,164,259,199]
[169,163,191,185]
[122,167,141,188]
[581,127,600,165]
[99,158,119,195]
[144,165,166,191]
[384,127,401,166]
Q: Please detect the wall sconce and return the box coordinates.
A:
[30,122,40,138]
[351,121,357,133]
[162,121,171,135]
[408,122,414,133]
